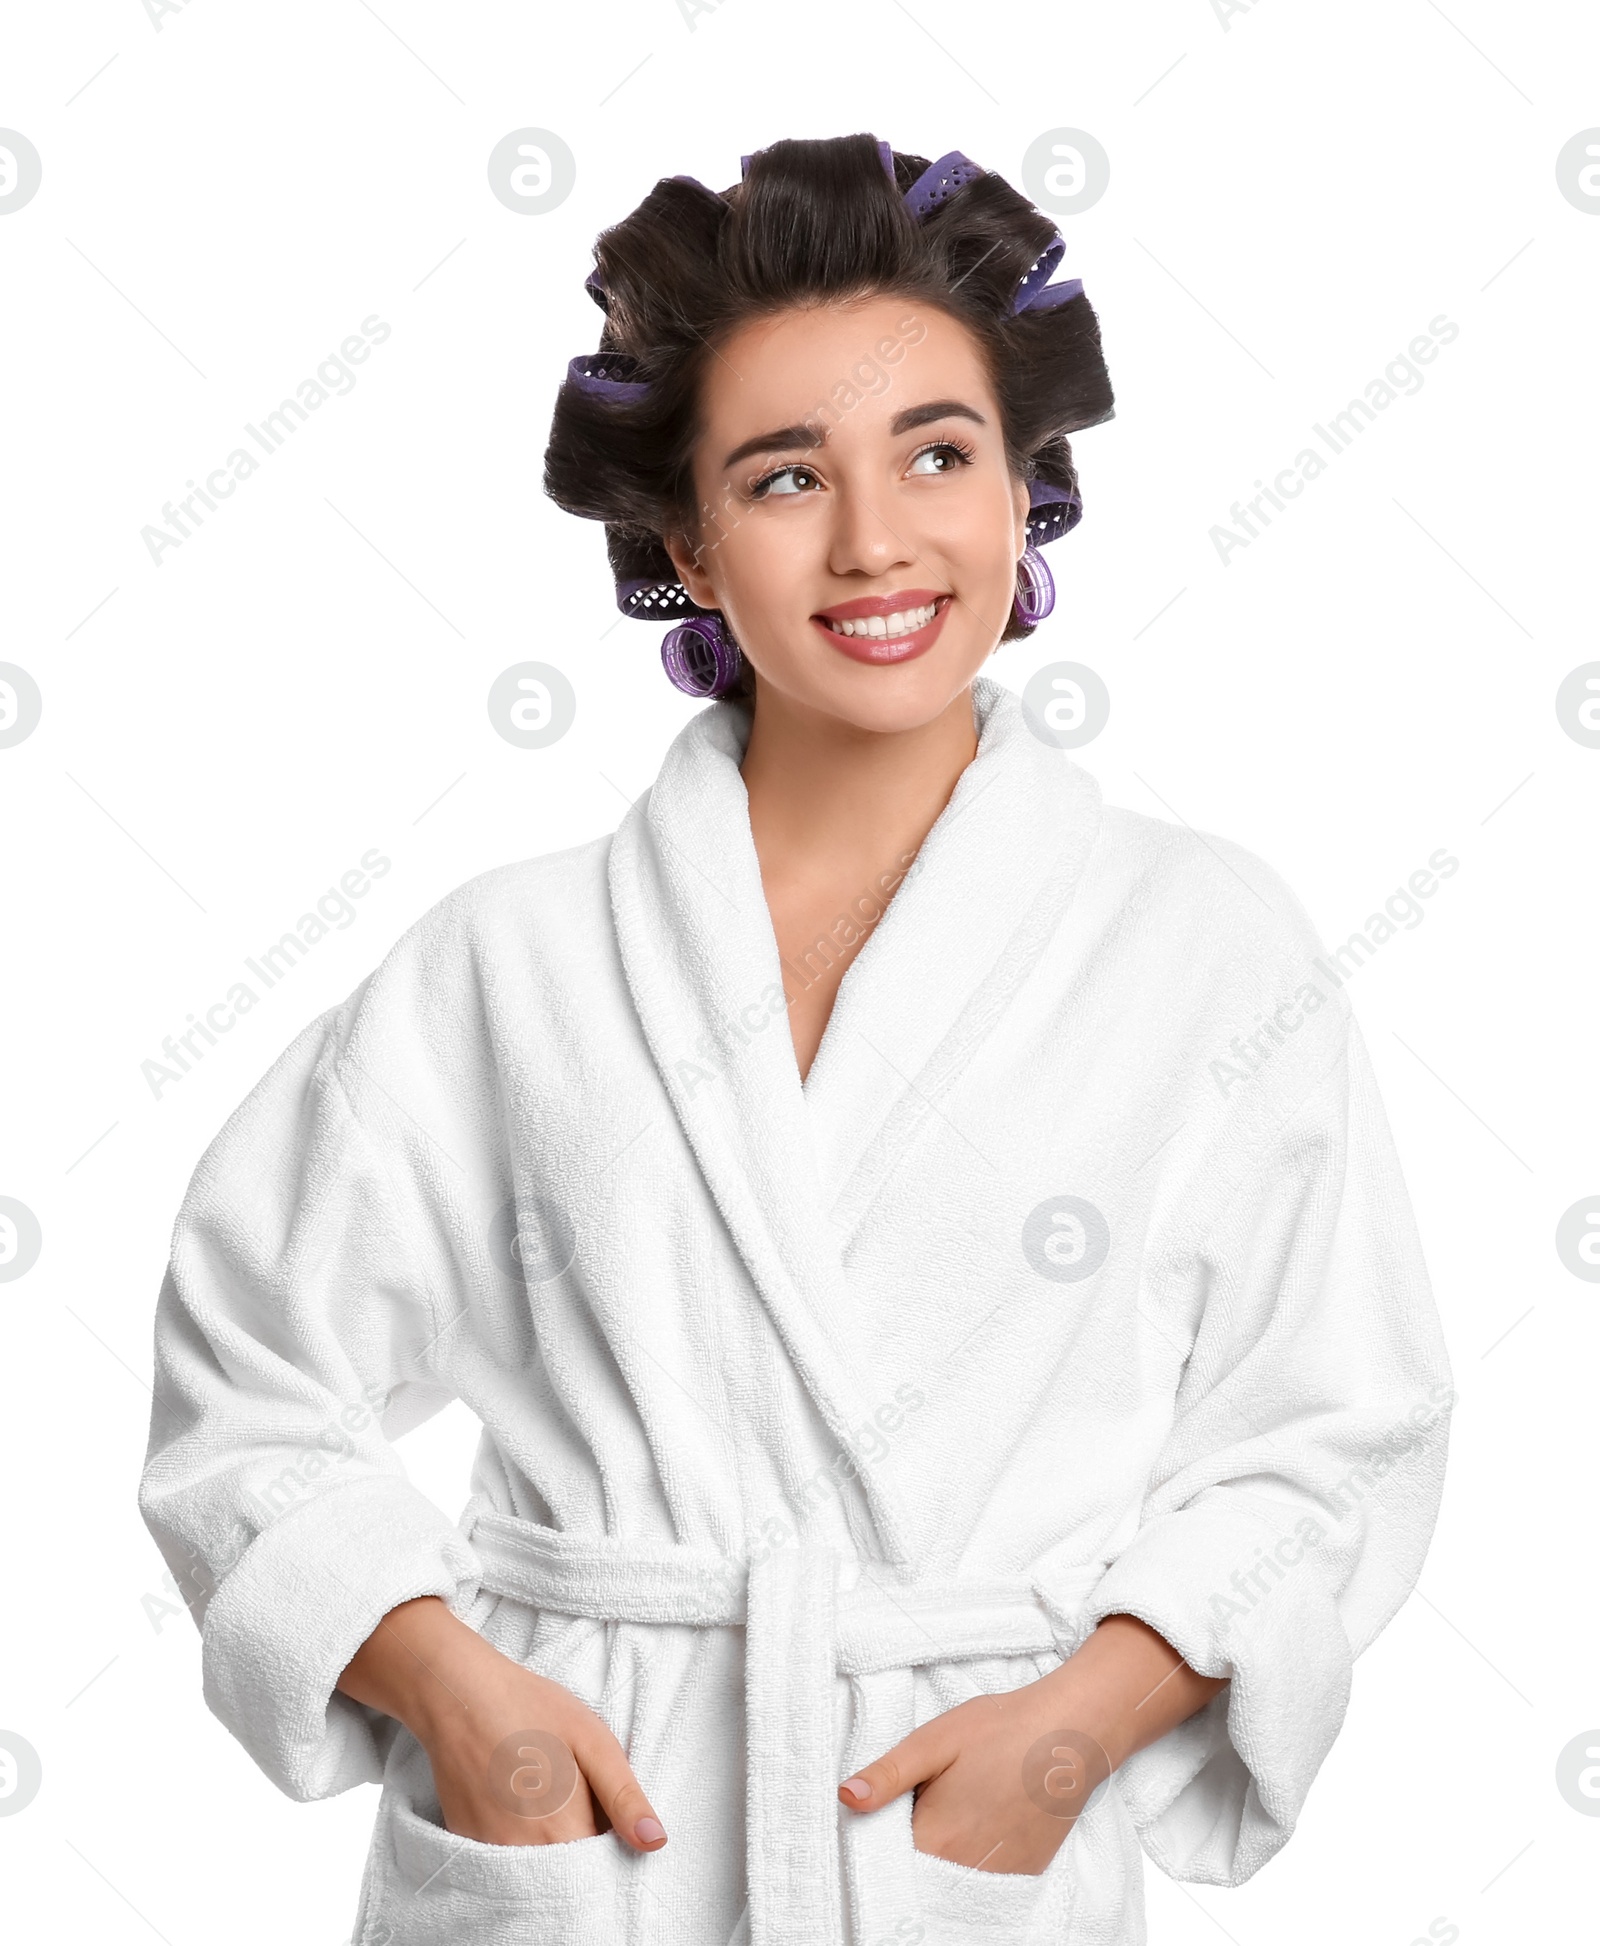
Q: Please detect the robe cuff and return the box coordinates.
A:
[1080,1495,1353,1885]
[199,1473,483,1802]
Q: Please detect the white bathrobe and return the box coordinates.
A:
[138,674,1452,1946]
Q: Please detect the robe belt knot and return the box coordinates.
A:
[460,1500,1106,1946]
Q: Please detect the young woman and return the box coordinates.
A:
[139,134,1453,1946]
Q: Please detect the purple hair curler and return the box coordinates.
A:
[565,352,651,400]
[1025,476,1083,548]
[617,577,702,620]
[1012,543,1057,625]
[661,614,744,698]
[901,150,984,218]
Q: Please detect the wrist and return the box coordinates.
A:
[340,1594,497,1746]
[1032,1654,1135,1774]
[1034,1613,1230,1776]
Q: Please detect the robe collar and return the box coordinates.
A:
[607,676,1104,1563]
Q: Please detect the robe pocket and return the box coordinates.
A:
[900,1812,1062,1946]
[356,1738,627,1946]
[895,1790,1082,1946]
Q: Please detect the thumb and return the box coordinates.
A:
[838,1719,951,1813]
[572,1719,667,1852]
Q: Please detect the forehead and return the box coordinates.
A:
[698,296,993,444]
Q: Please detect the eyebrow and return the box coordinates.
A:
[721,399,987,472]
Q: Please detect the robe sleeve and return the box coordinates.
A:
[136,999,483,1803]
[1079,1009,1453,1885]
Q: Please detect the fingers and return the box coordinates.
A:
[570,1711,668,1852]
[838,1717,953,1812]
[440,1665,667,1853]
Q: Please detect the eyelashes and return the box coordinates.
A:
[909,435,978,473]
[745,437,977,501]
[745,461,816,501]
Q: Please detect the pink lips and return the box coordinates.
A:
[810,589,953,665]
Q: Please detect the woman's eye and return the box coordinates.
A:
[906,441,974,476]
[750,464,820,499]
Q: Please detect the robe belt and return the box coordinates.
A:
[460,1501,1106,1946]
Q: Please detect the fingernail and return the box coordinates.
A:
[634,1817,666,1845]
[840,1777,871,1802]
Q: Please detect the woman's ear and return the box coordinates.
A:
[663,527,718,610]
[1011,473,1032,557]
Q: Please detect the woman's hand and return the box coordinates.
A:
[844,1678,1112,1874]
[337,1595,667,1853]
[837,1613,1229,1876]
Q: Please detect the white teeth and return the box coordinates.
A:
[825,600,938,638]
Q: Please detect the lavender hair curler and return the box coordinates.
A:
[660,613,745,699]
[1012,544,1057,626]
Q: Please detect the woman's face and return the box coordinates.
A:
[663,294,1031,734]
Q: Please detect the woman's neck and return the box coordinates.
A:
[737,679,983,1082]
[738,681,980,891]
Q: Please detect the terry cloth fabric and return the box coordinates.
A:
[138,675,1452,1946]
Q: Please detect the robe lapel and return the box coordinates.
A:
[801,676,1104,1245]
[605,676,1103,1566]
[607,695,919,1564]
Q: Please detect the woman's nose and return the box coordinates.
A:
[825,481,916,580]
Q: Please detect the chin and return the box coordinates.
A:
[773,646,995,733]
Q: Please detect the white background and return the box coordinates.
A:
[1,1,1595,1941]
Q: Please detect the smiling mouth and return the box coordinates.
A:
[810,593,954,665]
[818,598,943,640]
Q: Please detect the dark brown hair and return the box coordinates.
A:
[542,133,1115,699]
